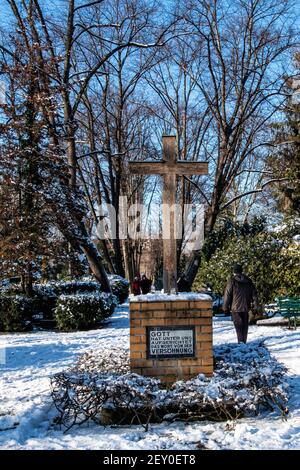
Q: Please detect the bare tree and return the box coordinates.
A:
[73,0,164,280]
[181,0,296,283]
[0,0,296,289]
[0,0,175,288]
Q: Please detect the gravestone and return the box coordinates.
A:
[129,136,213,383]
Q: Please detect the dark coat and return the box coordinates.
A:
[177,277,191,293]
[132,280,141,296]
[223,274,258,313]
[140,277,152,295]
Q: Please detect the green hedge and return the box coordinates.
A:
[108,275,129,303]
[54,292,118,331]
[47,281,101,296]
[0,284,57,320]
[47,277,129,303]
[0,275,127,331]
[193,233,300,305]
[0,295,34,332]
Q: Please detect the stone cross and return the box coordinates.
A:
[129,135,208,294]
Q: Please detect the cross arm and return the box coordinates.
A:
[128,161,169,175]
[176,161,208,176]
[129,160,208,176]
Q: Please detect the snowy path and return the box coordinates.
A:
[0,303,300,450]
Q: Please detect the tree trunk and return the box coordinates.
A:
[81,240,111,292]
[112,236,125,277]
[186,201,219,287]
[123,240,135,286]
[99,238,116,274]
[24,268,33,297]
[186,250,202,287]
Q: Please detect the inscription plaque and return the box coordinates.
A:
[147,326,195,359]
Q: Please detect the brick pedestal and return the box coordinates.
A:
[130,294,213,383]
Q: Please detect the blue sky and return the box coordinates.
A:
[0,0,60,25]
[1,0,299,26]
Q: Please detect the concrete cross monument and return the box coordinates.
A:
[129,135,213,384]
[129,135,208,294]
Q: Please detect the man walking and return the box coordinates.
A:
[223,263,259,344]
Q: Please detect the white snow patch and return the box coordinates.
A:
[0,303,300,450]
[130,293,211,302]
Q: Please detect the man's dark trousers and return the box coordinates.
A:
[231,311,249,343]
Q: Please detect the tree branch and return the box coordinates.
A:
[74,0,104,12]
[183,176,211,206]
[0,45,24,65]
[220,178,291,210]
[72,16,183,114]
[77,149,126,160]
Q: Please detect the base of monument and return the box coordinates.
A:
[99,401,238,426]
[130,293,213,383]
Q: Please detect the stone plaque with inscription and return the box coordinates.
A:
[147,326,195,359]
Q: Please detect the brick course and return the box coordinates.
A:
[130,298,213,383]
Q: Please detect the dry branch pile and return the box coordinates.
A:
[51,341,289,431]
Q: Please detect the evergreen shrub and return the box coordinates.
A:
[54,292,118,331]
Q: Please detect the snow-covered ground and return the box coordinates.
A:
[0,302,300,450]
